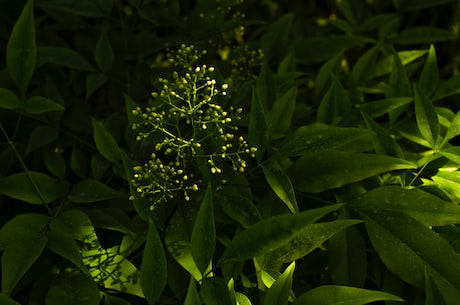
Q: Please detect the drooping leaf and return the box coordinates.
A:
[91,118,120,163]
[274,123,373,157]
[0,89,21,110]
[262,159,298,213]
[288,150,416,193]
[351,186,460,226]
[2,235,47,296]
[263,220,362,266]
[141,218,167,305]
[220,204,342,263]
[191,185,215,275]
[6,0,36,95]
[414,83,440,148]
[292,285,404,305]
[68,179,121,203]
[418,44,439,97]
[45,272,100,305]
[264,262,295,305]
[0,171,59,204]
[200,277,233,305]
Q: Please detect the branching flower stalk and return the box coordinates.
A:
[131,45,257,209]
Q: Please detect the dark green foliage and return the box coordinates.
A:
[1,0,460,304]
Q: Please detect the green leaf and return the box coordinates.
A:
[184,279,201,305]
[418,44,439,97]
[85,208,134,236]
[432,170,460,200]
[218,194,261,228]
[441,111,460,147]
[263,220,362,266]
[165,204,202,281]
[414,83,440,148]
[292,285,404,305]
[386,53,411,98]
[91,117,120,163]
[288,150,416,193]
[440,147,460,164]
[26,125,59,154]
[68,179,121,203]
[0,294,21,305]
[391,26,457,44]
[200,278,233,305]
[6,0,36,95]
[264,262,295,305]
[43,149,66,178]
[0,213,49,251]
[360,210,460,290]
[260,13,293,60]
[235,292,252,305]
[433,75,460,101]
[2,235,47,296]
[351,186,460,226]
[370,50,427,79]
[86,73,108,99]
[220,204,342,263]
[0,172,59,204]
[317,75,351,124]
[315,51,343,97]
[25,96,64,113]
[362,112,404,158]
[249,85,269,162]
[140,218,167,305]
[191,185,215,275]
[267,87,297,138]
[37,47,95,71]
[355,97,413,119]
[0,89,21,110]
[45,272,100,305]
[95,32,114,73]
[262,159,298,213]
[274,123,373,157]
[352,45,380,85]
[46,227,87,273]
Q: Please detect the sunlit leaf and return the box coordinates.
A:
[265,262,295,305]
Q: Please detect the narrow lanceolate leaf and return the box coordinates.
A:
[441,111,460,147]
[288,150,416,193]
[2,235,47,296]
[359,210,460,290]
[91,118,120,163]
[6,0,36,95]
[25,96,64,113]
[0,172,59,204]
[191,185,215,275]
[46,228,87,273]
[414,84,439,148]
[262,159,298,213]
[184,279,201,305]
[45,272,100,305]
[362,112,404,158]
[292,285,404,305]
[200,278,233,305]
[220,204,342,263]
[351,186,460,227]
[249,86,269,162]
[140,218,167,305]
[265,262,295,305]
[267,87,297,138]
[317,75,351,124]
[418,44,439,97]
[386,53,411,98]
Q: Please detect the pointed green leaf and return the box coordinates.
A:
[91,118,120,163]
[440,147,460,164]
[45,272,100,305]
[386,53,411,98]
[235,292,252,305]
[418,44,439,96]
[0,89,21,110]
[221,204,342,263]
[265,262,295,305]
[288,151,416,193]
[362,112,404,158]
[0,172,59,204]
[6,0,36,94]
[262,159,298,213]
[249,77,270,161]
[141,218,167,305]
[218,194,261,228]
[46,228,87,273]
[200,278,233,305]
[2,235,47,296]
[391,26,457,44]
[0,213,49,251]
[191,185,215,275]
[433,75,460,101]
[314,51,343,97]
[267,87,297,138]
[95,32,114,73]
[432,170,460,200]
[274,124,373,157]
[0,294,21,305]
[317,75,351,124]
[292,285,404,305]
[263,220,362,266]
[414,84,439,148]
[25,96,64,113]
[352,45,380,85]
[184,279,201,305]
[37,47,95,71]
[441,111,460,146]
[370,50,428,79]
[68,179,121,203]
[356,97,413,118]
[351,186,460,226]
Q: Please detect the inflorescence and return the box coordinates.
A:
[131,44,257,209]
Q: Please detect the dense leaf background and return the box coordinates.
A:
[1,0,460,304]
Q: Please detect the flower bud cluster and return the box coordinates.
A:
[131,45,257,209]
